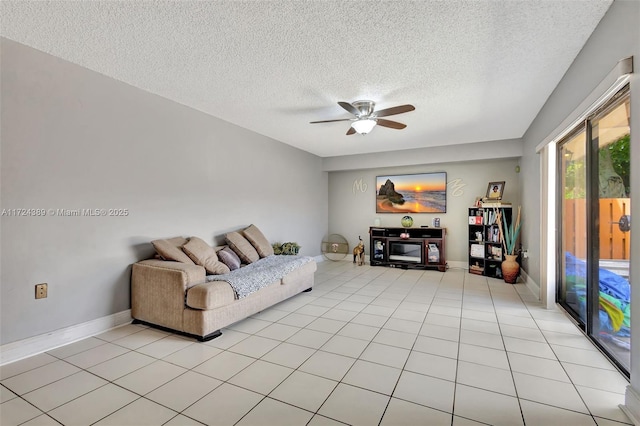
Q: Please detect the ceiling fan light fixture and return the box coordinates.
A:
[310,100,414,135]
[351,118,377,134]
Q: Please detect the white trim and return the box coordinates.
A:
[536,56,633,153]
[537,57,633,309]
[622,385,640,425]
[320,254,457,270]
[323,138,523,172]
[519,268,541,301]
[447,260,467,270]
[540,145,557,309]
[0,310,132,366]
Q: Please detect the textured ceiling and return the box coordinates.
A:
[1,1,612,157]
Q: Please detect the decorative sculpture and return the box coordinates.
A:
[353,236,365,266]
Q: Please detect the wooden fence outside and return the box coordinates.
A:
[563,198,630,260]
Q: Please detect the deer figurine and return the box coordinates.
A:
[353,236,365,266]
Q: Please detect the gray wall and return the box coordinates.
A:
[519,0,639,394]
[328,158,521,267]
[520,0,639,287]
[323,139,523,172]
[0,38,328,345]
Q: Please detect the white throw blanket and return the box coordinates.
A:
[206,255,313,299]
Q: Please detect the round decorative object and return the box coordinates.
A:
[401,215,414,228]
[501,254,520,284]
[618,215,631,232]
[321,234,349,261]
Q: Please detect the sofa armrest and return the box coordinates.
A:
[131,260,206,331]
[134,259,206,288]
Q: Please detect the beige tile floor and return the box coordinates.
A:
[0,261,632,425]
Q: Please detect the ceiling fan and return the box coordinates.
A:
[310,100,415,135]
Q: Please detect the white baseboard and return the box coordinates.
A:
[447,260,467,270]
[622,386,640,425]
[0,310,132,366]
[520,268,541,300]
[320,257,465,271]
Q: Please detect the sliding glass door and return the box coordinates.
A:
[558,86,631,374]
[590,91,631,371]
[559,129,587,324]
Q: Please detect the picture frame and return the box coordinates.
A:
[376,172,447,213]
[490,245,502,260]
[485,181,505,200]
[470,243,484,258]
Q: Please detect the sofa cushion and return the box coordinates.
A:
[186,281,236,310]
[243,224,274,258]
[225,232,260,264]
[151,238,195,265]
[182,237,230,275]
[217,246,241,271]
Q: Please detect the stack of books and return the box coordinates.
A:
[482,209,498,225]
[481,199,512,208]
[469,263,484,275]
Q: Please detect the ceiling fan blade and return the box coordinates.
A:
[377,118,406,130]
[309,118,353,124]
[346,127,356,135]
[338,101,360,116]
[374,104,415,118]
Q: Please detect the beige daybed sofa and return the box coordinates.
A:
[131,225,316,341]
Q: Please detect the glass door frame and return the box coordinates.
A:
[556,84,631,377]
[556,126,588,327]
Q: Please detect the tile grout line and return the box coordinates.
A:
[515,286,608,424]
[313,266,410,425]
[2,262,631,425]
[486,275,528,425]
[450,271,473,425]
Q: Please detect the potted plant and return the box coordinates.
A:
[272,242,301,255]
[495,207,522,283]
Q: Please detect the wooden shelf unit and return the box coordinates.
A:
[369,227,446,272]
[468,206,512,278]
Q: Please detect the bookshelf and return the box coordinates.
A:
[468,206,512,278]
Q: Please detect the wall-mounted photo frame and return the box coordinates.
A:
[485,181,505,200]
[376,172,447,213]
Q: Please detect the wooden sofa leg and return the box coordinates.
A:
[198,330,222,342]
[303,287,312,292]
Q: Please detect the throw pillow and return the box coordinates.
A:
[182,237,230,275]
[225,231,260,264]
[242,224,274,258]
[151,238,195,264]
[217,246,241,271]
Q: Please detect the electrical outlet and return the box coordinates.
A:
[35,283,47,299]
[522,250,529,259]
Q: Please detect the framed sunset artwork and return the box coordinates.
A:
[376,172,447,213]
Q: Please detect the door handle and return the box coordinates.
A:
[610,215,631,232]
